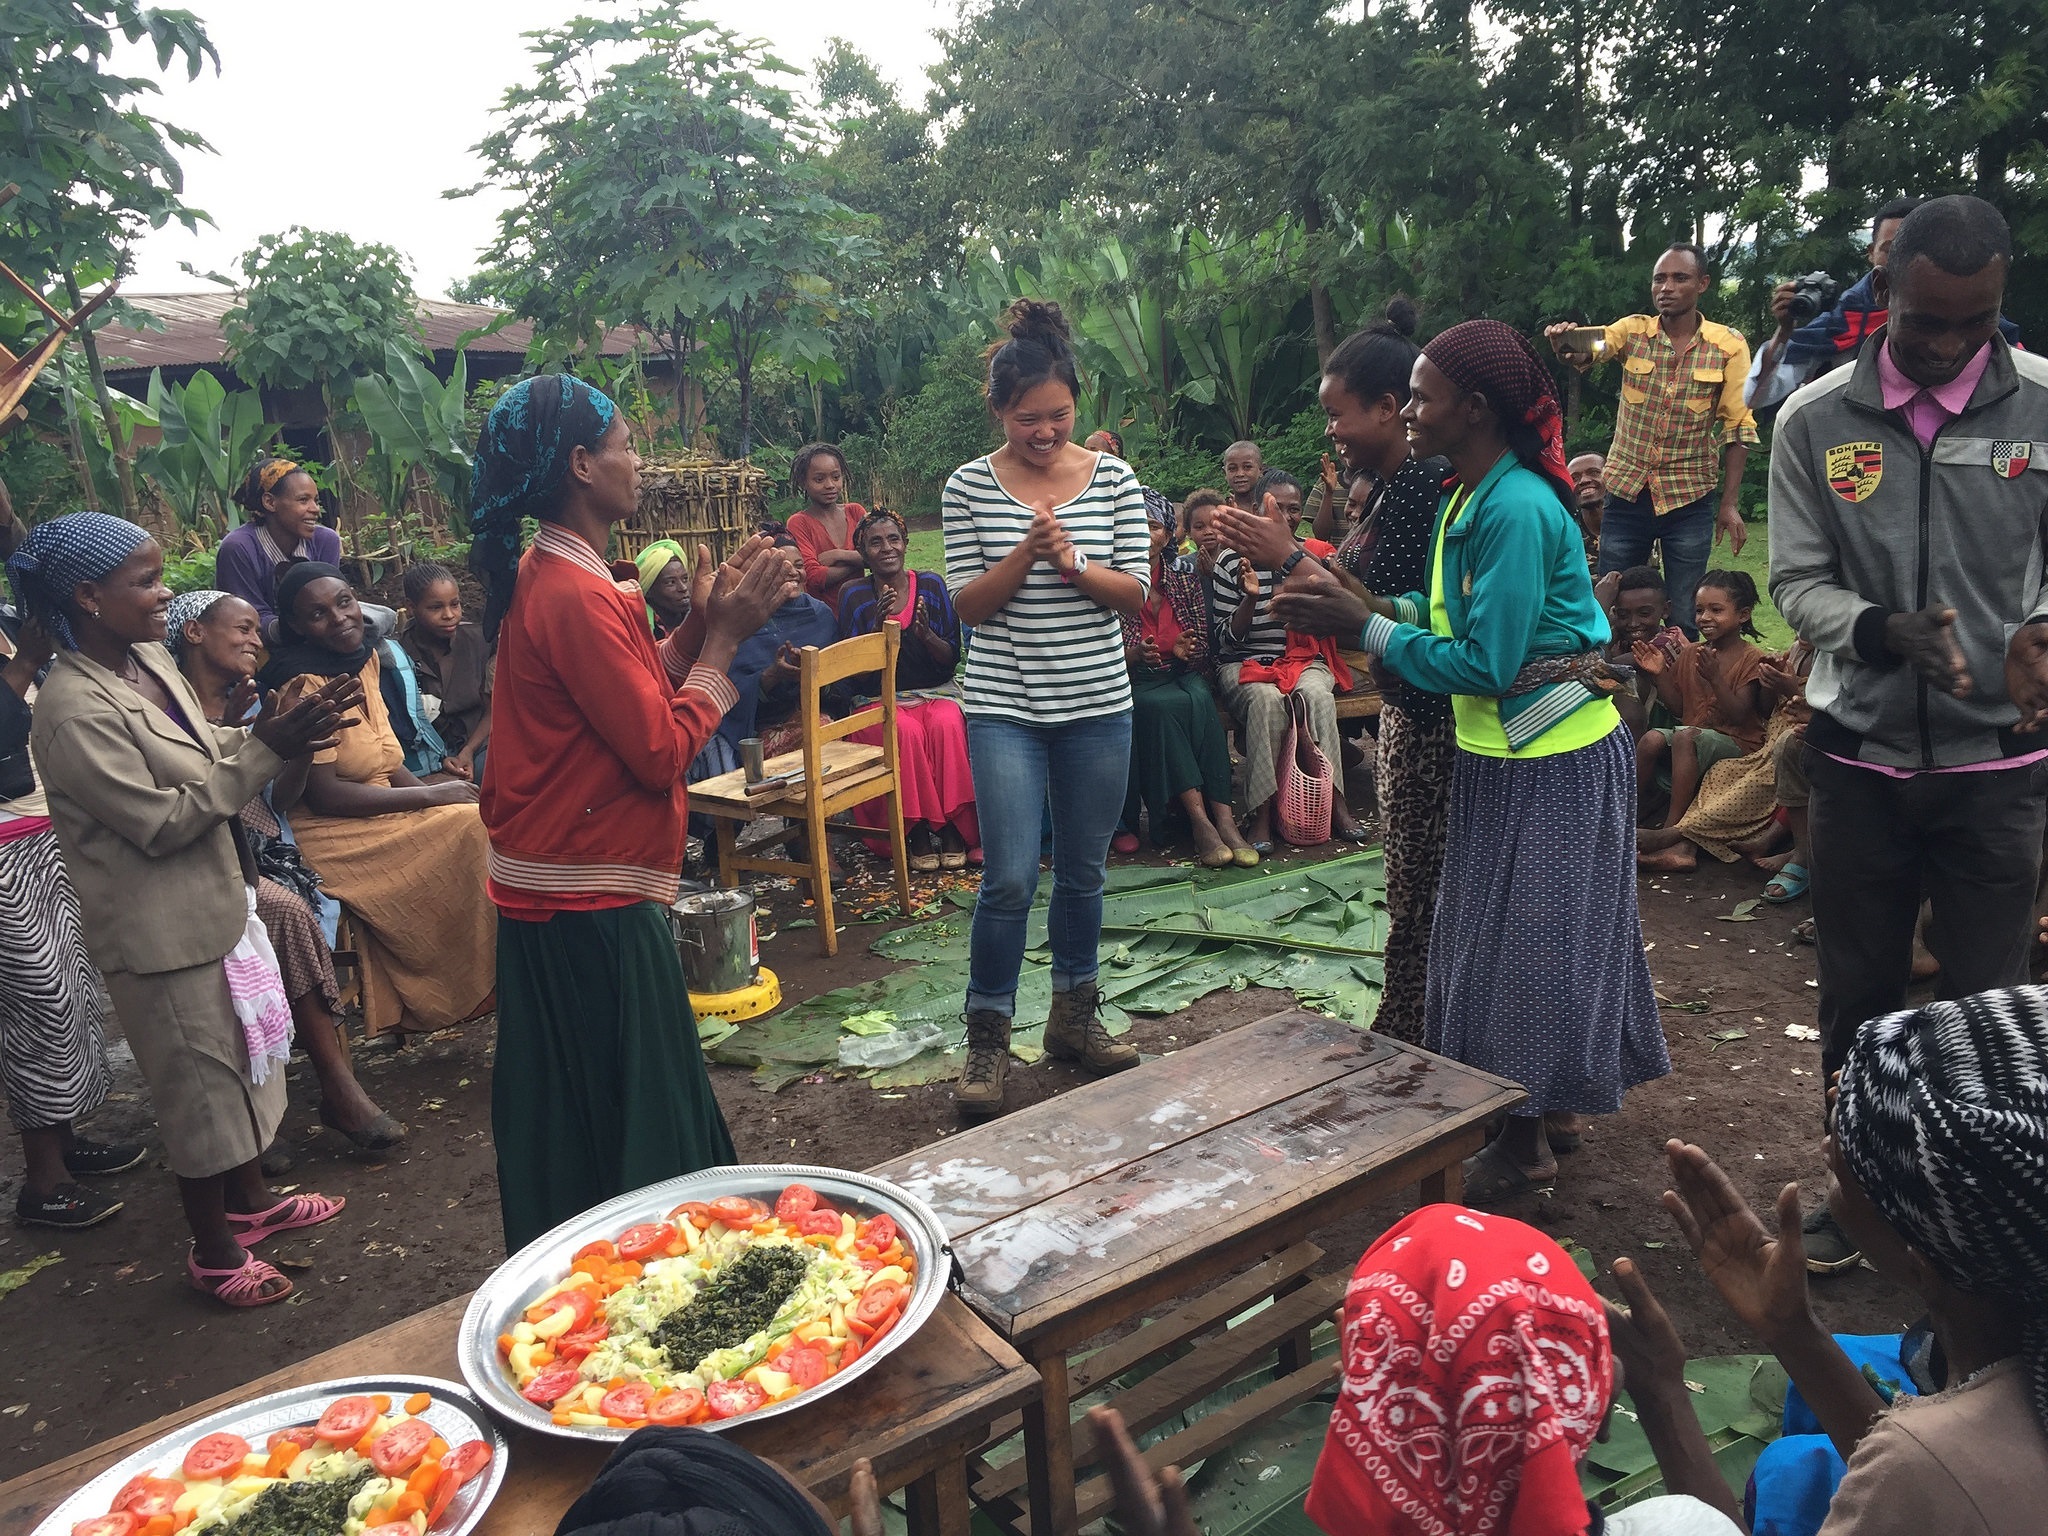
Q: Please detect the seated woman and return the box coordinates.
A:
[398,563,492,784]
[1635,570,1770,871]
[258,563,496,1037]
[214,457,342,638]
[1091,1202,1747,1535]
[635,539,693,639]
[1119,492,1253,868]
[1655,984,2048,1536]
[834,509,978,872]
[169,589,403,1151]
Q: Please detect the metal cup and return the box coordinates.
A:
[741,736,766,783]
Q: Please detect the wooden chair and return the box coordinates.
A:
[690,622,914,958]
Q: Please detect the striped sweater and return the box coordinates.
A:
[941,452,1152,725]
[480,523,736,916]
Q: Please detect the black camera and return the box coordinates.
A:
[1786,271,1842,327]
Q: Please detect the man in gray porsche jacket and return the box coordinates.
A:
[1770,194,2048,1270]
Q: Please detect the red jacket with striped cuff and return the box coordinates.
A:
[480,524,737,917]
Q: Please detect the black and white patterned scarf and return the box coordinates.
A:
[1836,985,2048,1428]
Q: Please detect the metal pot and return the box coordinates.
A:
[669,888,758,993]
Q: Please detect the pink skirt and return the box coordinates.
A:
[852,696,979,850]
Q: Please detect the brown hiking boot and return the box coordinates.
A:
[955,1010,1011,1116]
[1044,981,1138,1074]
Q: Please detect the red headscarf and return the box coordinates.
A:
[1306,1205,1612,1536]
[1422,320,1575,509]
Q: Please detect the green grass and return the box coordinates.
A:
[907,527,946,575]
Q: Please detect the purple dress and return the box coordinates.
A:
[214,522,344,632]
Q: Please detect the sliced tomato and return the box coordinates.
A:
[670,1201,714,1227]
[72,1514,141,1536]
[573,1239,618,1262]
[647,1388,707,1425]
[855,1282,907,1327]
[440,1439,494,1489]
[858,1213,899,1249]
[771,1345,828,1389]
[839,1336,863,1367]
[315,1394,380,1445]
[265,1427,315,1453]
[867,1305,903,1343]
[706,1195,760,1226]
[112,1478,182,1520]
[556,1322,609,1362]
[794,1208,842,1237]
[424,1470,461,1529]
[369,1417,436,1477]
[598,1383,654,1422]
[705,1378,767,1420]
[181,1430,252,1481]
[520,1361,586,1406]
[773,1184,818,1220]
[615,1222,677,1262]
[365,1524,420,1536]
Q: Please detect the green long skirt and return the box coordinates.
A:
[1124,671,1236,843]
[493,902,737,1252]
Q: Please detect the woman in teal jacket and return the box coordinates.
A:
[1276,320,1666,1201]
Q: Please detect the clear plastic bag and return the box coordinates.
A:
[837,1019,949,1069]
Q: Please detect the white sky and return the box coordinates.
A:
[120,0,953,300]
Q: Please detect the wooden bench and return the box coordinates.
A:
[870,1008,1523,1536]
[0,1293,1039,1536]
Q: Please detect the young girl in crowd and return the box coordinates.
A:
[169,589,403,1153]
[785,443,870,606]
[943,298,1150,1113]
[835,508,979,872]
[259,563,497,1037]
[1119,492,1254,867]
[14,514,358,1306]
[399,563,493,783]
[1635,570,1768,872]
[214,457,342,636]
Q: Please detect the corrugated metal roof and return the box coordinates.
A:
[95,293,642,374]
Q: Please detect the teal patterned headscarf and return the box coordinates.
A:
[469,375,618,640]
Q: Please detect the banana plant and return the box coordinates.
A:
[351,339,473,531]
[137,368,279,534]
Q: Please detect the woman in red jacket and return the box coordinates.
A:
[470,376,796,1250]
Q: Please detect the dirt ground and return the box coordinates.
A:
[0,846,1912,1483]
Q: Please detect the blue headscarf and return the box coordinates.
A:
[4,512,151,650]
[470,375,619,640]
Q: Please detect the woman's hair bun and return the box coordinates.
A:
[1382,295,1419,340]
[1001,298,1074,352]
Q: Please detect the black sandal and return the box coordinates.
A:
[319,1103,408,1153]
[63,1136,146,1176]
[1461,1143,1556,1207]
[17,1183,124,1229]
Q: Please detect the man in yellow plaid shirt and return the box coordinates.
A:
[1547,243,1760,637]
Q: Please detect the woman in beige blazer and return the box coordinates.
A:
[10,514,360,1308]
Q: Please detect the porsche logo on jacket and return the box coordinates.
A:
[1825,441,1884,503]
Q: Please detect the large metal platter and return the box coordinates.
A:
[30,1375,507,1536]
[459,1164,953,1443]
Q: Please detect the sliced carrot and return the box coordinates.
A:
[423,1436,450,1463]
[497,1333,516,1357]
[390,1490,426,1520]
[405,1392,433,1416]
[138,1519,175,1536]
[263,1440,299,1478]
[372,1394,394,1413]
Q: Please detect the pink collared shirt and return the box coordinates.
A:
[1876,338,1991,449]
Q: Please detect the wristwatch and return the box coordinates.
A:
[1061,550,1090,584]
[1276,547,1307,581]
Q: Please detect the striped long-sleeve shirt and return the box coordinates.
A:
[942,453,1152,725]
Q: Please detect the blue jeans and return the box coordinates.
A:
[965,711,1132,1017]
[1595,488,1716,638]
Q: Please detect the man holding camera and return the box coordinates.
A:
[1770,194,2048,1272]
[1548,244,1759,637]
[1748,195,2023,409]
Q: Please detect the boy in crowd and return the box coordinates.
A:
[1221,440,1264,513]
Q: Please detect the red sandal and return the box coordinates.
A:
[228,1191,346,1246]
[188,1247,294,1308]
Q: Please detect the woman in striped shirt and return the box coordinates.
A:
[943,300,1152,1114]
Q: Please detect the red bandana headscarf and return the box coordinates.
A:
[1422,320,1575,509]
[1306,1206,1612,1536]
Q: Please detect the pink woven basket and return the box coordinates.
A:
[1277,692,1334,846]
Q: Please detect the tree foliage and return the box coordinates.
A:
[219,228,421,402]
[460,3,872,454]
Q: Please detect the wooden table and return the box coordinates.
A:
[1,1292,1038,1536]
[871,1008,1524,1536]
